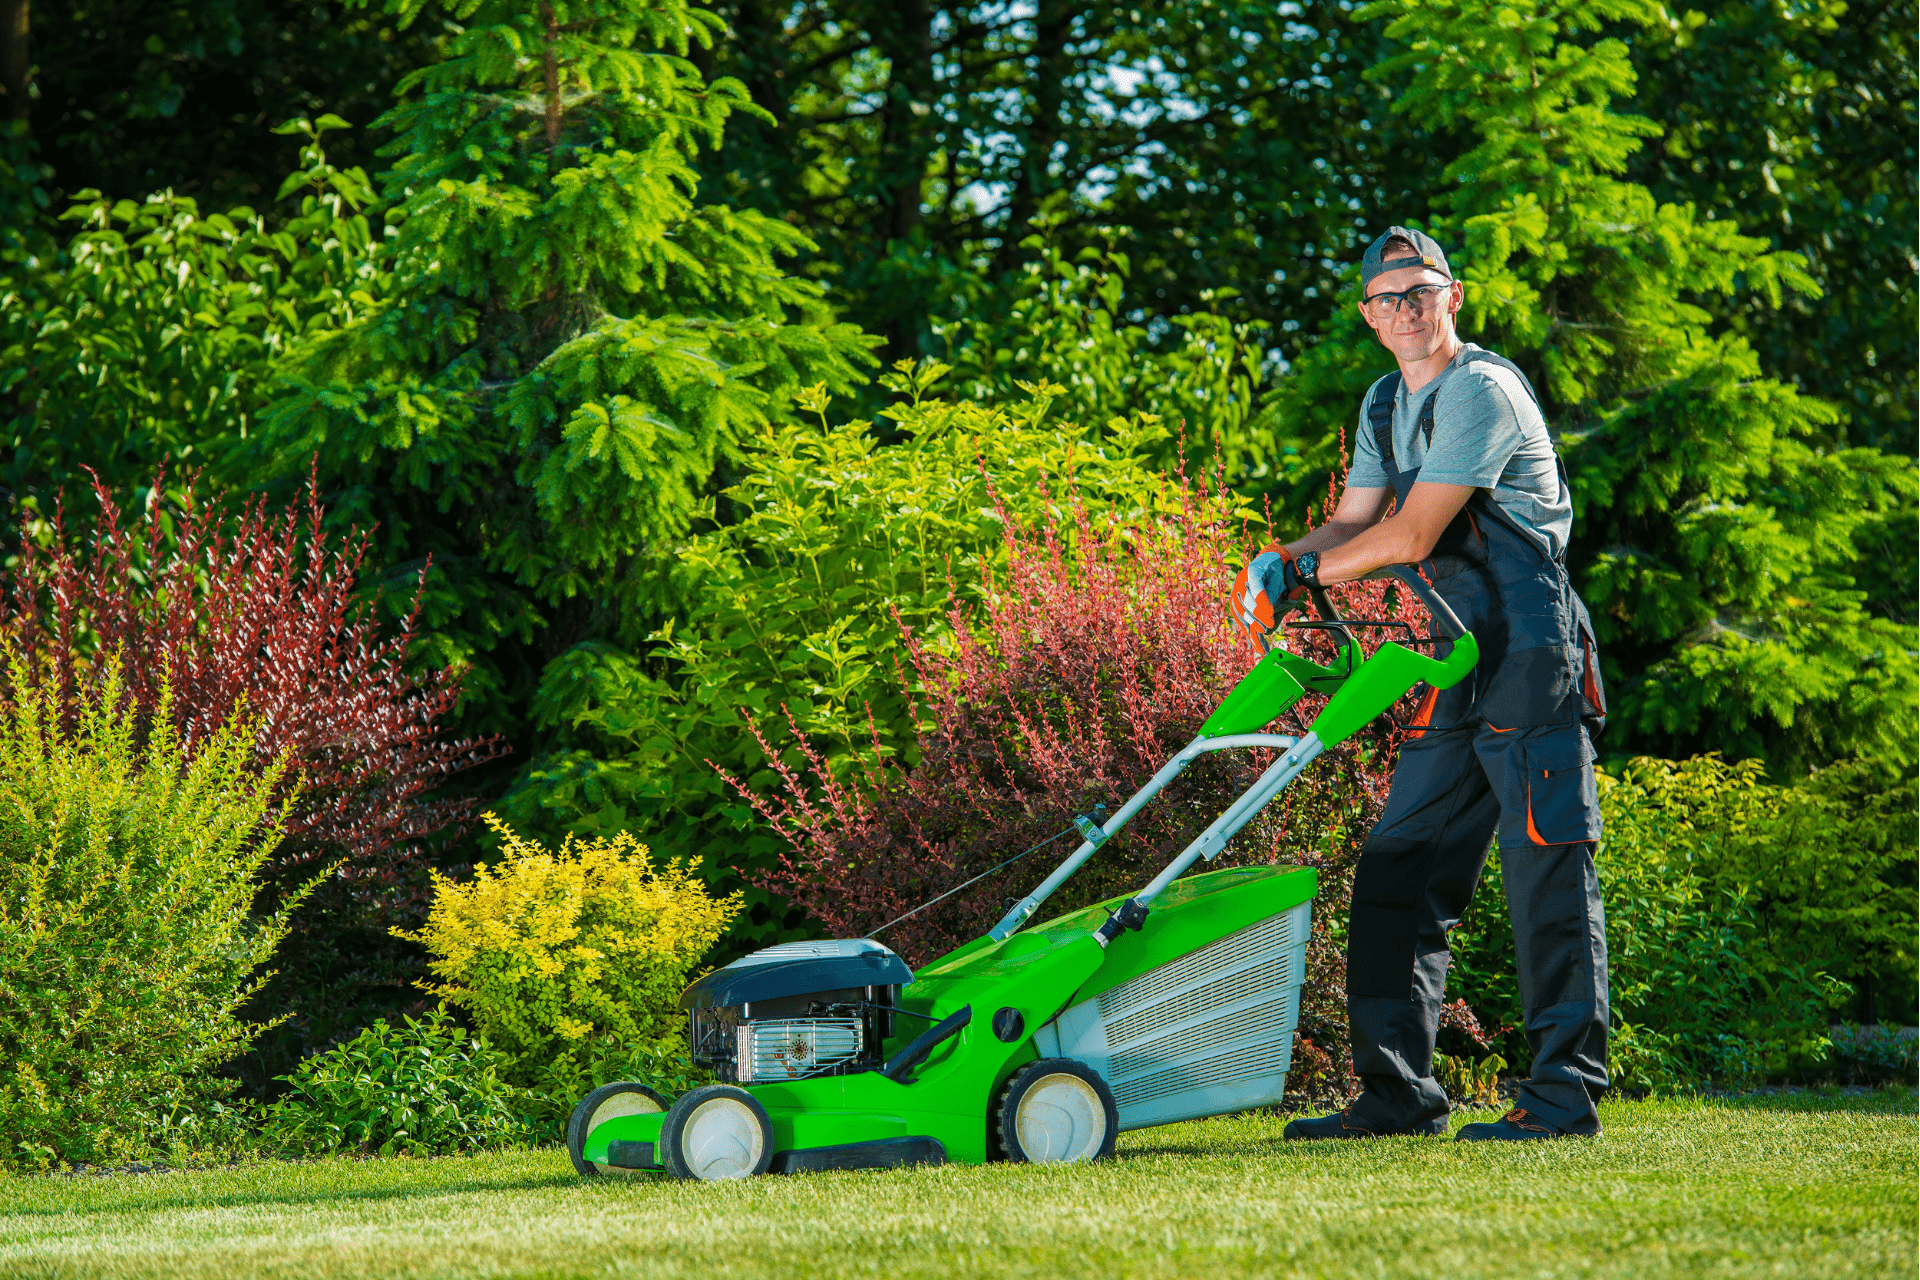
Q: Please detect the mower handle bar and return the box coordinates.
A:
[1357,565,1469,641]
[985,733,1299,942]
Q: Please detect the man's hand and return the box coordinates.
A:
[1252,545,1306,602]
[1228,544,1304,649]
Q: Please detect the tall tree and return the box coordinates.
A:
[1626,0,1917,457]
[242,0,879,747]
[1263,0,1916,777]
[697,0,1455,371]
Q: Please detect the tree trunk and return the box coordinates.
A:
[883,0,932,242]
[877,0,935,362]
[996,0,1068,277]
[540,1,561,152]
[2,0,28,129]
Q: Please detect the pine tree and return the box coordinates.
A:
[1262,0,1915,776]
[246,0,879,736]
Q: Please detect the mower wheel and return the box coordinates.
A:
[659,1084,775,1181]
[994,1058,1118,1164]
[568,1082,671,1177]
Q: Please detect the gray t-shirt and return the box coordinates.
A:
[1346,343,1570,559]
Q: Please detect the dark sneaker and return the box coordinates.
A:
[1283,1105,1448,1140]
[1454,1107,1600,1142]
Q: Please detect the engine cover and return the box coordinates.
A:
[680,938,913,1011]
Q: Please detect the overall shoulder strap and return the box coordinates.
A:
[1453,348,1571,565]
[1368,372,1402,470]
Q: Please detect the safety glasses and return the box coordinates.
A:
[1360,281,1453,319]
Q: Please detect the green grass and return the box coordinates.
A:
[0,1090,1912,1279]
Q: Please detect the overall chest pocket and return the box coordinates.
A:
[1523,728,1600,845]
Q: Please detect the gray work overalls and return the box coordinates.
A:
[1346,348,1611,1134]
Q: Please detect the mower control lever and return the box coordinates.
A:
[880,1005,972,1085]
[1094,898,1151,945]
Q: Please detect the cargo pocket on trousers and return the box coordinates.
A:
[1523,727,1600,845]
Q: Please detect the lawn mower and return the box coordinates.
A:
[566,565,1477,1181]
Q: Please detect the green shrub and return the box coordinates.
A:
[1637,754,1916,1025]
[1450,757,1858,1089]
[260,1012,534,1156]
[936,225,1279,485]
[0,659,301,1168]
[1828,1026,1920,1087]
[0,117,382,510]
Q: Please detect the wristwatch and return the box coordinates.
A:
[1295,550,1323,588]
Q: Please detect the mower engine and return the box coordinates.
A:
[682,939,915,1084]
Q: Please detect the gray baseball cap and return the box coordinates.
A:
[1361,226,1453,291]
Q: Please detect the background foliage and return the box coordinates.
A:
[21,0,1908,446]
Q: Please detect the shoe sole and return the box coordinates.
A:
[1284,1118,1450,1141]
[1454,1127,1603,1142]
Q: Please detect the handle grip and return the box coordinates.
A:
[880,1005,972,1084]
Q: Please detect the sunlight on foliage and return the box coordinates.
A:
[0,657,304,1168]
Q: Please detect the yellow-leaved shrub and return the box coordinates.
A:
[397,816,739,1103]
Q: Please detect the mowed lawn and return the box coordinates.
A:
[1,1089,1911,1280]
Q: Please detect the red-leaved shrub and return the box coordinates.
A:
[1,469,507,1085]
[733,467,1495,1093]
[2,470,505,903]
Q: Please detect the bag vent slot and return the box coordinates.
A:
[1107,997,1293,1080]
[1095,914,1291,1020]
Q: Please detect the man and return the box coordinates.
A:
[1239,227,1610,1142]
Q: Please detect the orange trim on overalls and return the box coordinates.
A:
[1525,771,1550,844]
[1406,685,1439,738]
